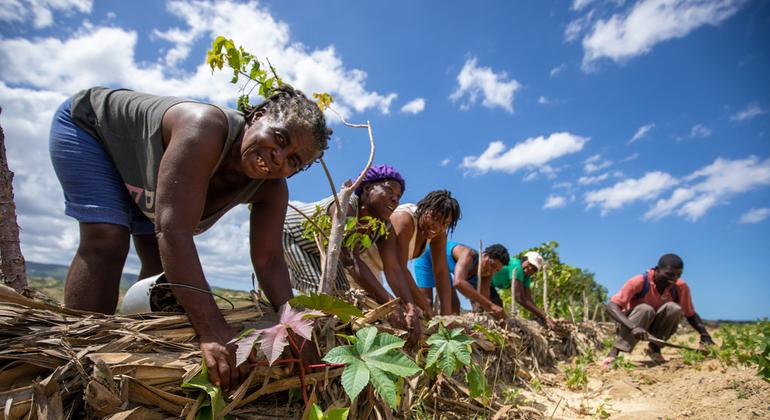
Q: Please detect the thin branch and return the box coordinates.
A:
[320,158,341,214]
[287,203,329,241]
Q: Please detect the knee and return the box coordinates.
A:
[661,302,683,317]
[78,224,130,259]
[635,303,655,316]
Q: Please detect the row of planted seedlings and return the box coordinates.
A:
[180,290,539,420]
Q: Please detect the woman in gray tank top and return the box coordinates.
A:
[49,84,331,391]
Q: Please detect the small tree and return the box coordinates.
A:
[0,107,28,290]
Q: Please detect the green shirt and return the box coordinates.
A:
[491,258,532,290]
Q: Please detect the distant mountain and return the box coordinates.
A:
[26,261,139,289]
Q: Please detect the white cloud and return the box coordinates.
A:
[572,0,597,11]
[550,63,567,77]
[628,123,655,144]
[585,171,678,215]
[553,181,573,189]
[449,57,521,113]
[739,208,770,224]
[461,132,589,174]
[584,154,613,173]
[538,96,549,105]
[645,156,770,221]
[565,10,595,43]
[0,0,398,118]
[401,98,426,114]
[730,103,767,122]
[440,158,451,166]
[578,172,610,185]
[580,0,745,70]
[0,0,92,28]
[690,123,712,138]
[543,195,568,209]
[622,152,639,162]
[0,0,404,286]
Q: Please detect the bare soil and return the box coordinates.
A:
[523,333,770,419]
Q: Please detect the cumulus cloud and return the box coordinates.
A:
[585,171,678,215]
[0,0,403,285]
[578,172,610,185]
[645,156,770,221]
[440,158,451,166]
[550,63,567,77]
[401,98,426,114]
[730,103,767,122]
[690,123,712,138]
[543,194,568,209]
[579,0,745,71]
[584,154,613,173]
[0,0,92,28]
[628,123,655,144]
[461,132,589,174]
[0,0,398,117]
[739,208,770,224]
[449,57,521,113]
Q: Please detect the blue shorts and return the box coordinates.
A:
[49,98,155,235]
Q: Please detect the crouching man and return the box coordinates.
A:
[602,253,715,366]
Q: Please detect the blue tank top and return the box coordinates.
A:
[414,241,478,287]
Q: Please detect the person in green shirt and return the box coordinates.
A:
[491,251,556,329]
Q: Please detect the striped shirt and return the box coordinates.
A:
[282,195,359,293]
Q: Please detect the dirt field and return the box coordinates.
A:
[524,332,770,419]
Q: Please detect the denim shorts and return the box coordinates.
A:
[49,97,155,235]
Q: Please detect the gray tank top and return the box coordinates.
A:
[70,87,262,234]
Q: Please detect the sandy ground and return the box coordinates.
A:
[521,333,770,420]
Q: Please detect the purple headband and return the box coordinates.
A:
[354,164,406,196]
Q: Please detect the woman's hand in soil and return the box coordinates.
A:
[199,327,254,391]
[404,303,423,349]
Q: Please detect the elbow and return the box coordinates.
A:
[252,252,285,273]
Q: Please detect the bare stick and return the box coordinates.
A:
[510,267,517,316]
[320,158,341,214]
[542,265,549,316]
[0,107,27,290]
[582,291,589,323]
[318,108,375,295]
[474,240,483,312]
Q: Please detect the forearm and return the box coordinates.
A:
[434,269,453,316]
[455,278,496,312]
[686,313,710,337]
[605,302,635,330]
[158,231,228,336]
[517,296,546,320]
[252,252,294,310]
[350,255,393,304]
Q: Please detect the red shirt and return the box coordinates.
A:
[610,268,696,317]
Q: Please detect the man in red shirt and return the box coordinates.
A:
[602,254,715,366]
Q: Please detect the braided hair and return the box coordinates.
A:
[243,84,332,171]
[414,190,462,234]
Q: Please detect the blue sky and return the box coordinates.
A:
[1,0,768,320]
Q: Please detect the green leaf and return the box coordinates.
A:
[335,333,357,345]
[340,359,369,401]
[466,364,489,401]
[365,351,420,377]
[180,362,227,419]
[355,326,378,355]
[326,407,350,420]
[368,365,398,409]
[326,326,420,405]
[365,332,405,358]
[345,217,357,230]
[308,403,325,420]
[289,293,363,322]
[322,345,358,365]
[312,92,335,111]
[425,323,473,376]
